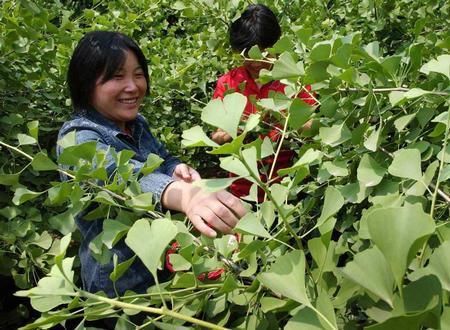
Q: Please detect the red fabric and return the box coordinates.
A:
[165,242,225,281]
[213,66,316,200]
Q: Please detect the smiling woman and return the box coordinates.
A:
[58,31,247,297]
[90,50,147,130]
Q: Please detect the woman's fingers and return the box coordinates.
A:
[216,190,248,218]
[198,206,234,234]
[189,213,217,238]
[207,200,239,230]
[189,167,201,181]
[178,164,191,180]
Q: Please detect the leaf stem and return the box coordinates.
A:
[309,305,337,330]
[238,151,303,250]
[430,104,450,217]
[79,290,227,330]
[339,87,449,96]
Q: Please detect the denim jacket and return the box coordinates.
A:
[57,110,180,297]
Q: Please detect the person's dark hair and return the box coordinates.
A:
[229,4,281,52]
[67,31,150,112]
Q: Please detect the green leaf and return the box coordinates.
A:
[17,133,37,145]
[318,187,344,225]
[420,54,450,79]
[260,297,288,313]
[193,177,238,193]
[57,130,76,148]
[125,192,155,211]
[258,250,311,306]
[366,205,435,286]
[389,91,406,107]
[244,113,261,132]
[49,209,76,235]
[102,220,130,249]
[168,254,191,271]
[140,153,163,175]
[272,52,302,80]
[310,43,331,62]
[110,255,137,282]
[0,173,20,186]
[394,114,416,132]
[404,88,432,99]
[27,120,39,139]
[288,98,314,130]
[93,191,121,207]
[241,147,259,178]
[427,241,450,291]
[220,156,250,177]
[58,141,97,166]
[270,184,289,205]
[12,187,43,205]
[340,247,394,306]
[406,161,438,196]
[31,152,58,171]
[364,126,381,151]
[209,133,245,155]
[201,93,247,138]
[181,126,219,148]
[235,212,271,238]
[125,218,177,276]
[388,148,422,180]
[248,45,263,59]
[319,123,351,147]
[367,275,441,330]
[295,27,312,45]
[357,154,386,187]
[286,306,324,330]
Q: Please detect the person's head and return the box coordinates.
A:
[229,4,281,78]
[67,31,150,129]
[230,4,281,52]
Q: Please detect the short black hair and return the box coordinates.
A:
[229,4,281,52]
[67,31,150,112]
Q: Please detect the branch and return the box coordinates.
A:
[339,87,449,96]
[80,290,226,330]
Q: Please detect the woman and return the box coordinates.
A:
[58,31,246,297]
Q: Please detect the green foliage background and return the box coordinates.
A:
[0,0,449,329]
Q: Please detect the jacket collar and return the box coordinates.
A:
[81,109,138,137]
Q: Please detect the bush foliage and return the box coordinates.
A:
[1,0,449,329]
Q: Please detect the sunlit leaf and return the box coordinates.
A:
[201,93,247,138]
[258,250,311,306]
[125,218,177,276]
[388,148,422,180]
[357,154,386,187]
[367,205,435,286]
[340,247,394,306]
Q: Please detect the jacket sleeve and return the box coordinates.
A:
[137,115,181,176]
[60,128,174,209]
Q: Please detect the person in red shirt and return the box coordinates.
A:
[211,4,316,201]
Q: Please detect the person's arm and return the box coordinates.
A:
[59,129,246,237]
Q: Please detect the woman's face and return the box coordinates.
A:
[91,50,148,130]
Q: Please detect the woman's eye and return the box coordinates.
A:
[114,74,124,79]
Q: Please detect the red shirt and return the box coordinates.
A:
[213,66,315,200]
